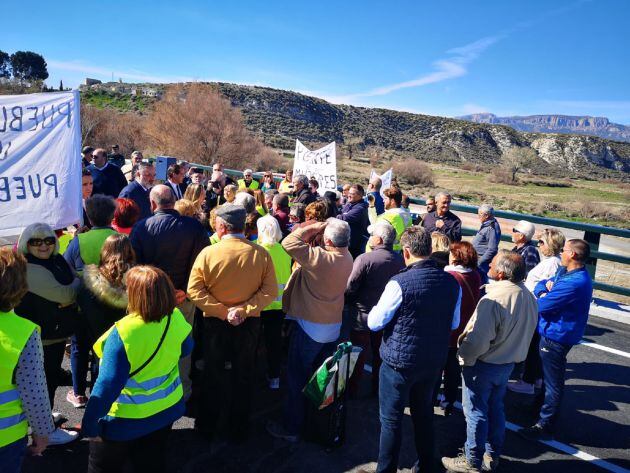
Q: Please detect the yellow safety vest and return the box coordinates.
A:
[58,232,73,255]
[237,179,260,191]
[366,209,410,252]
[93,309,191,419]
[209,233,220,245]
[261,242,292,311]
[0,311,38,447]
[77,228,117,265]
[278,180,293,194]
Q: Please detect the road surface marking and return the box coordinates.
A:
[364,364,630,473]
[579,341,630,359]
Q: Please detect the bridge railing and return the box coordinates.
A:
[189,164,630,298]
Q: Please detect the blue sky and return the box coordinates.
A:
[4,0,630,123]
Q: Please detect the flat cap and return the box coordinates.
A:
[216,204,246,228]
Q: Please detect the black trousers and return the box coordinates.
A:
[261,309,285,378]
[433,347,461,405]
[522,331,543,384]
[87,424,172,473]
[196,316,260,441]
[42,341,66,410]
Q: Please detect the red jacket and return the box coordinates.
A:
[447,269,482,347]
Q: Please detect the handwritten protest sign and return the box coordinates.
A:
[293,140,337,191]
[0,91,82,237]
[370,168,393,197]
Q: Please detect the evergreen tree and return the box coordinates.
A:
[10,51,49,82]
[59,80,64,91]
[0,50,11,78]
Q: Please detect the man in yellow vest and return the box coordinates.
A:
[64,195,118,272]
[367,187,412,252]
[0,248,54,470]
[237,168,260,191]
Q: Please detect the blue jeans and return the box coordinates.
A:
[377,362,440,473]
[462,360,514,468]
[0,437,27,473]
[283,323,336,436]
[538,336,573,430]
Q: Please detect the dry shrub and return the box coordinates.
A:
[81,104,145,154]
[143,83,275,169]
[488,167,519,185]
[572,198,611,220]
[393,159,434,187]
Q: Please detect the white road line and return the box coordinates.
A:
[363,365,630,473]
[579,341,630,359]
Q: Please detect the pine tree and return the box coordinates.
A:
[59,80,64,91]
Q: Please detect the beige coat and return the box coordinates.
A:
[282,225,354,325]
[458,279,538,366]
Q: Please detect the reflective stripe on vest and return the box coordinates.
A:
[93,309,191,419]
[77,228,117,266]
[0,311,37,447]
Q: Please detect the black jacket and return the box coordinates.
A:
[337,200,370,257]
[129,209,209,290]
[119,180,152,219]
[293,188,317,206]
[15,254,79,341]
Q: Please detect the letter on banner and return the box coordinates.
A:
[292,140,337,191]
[370,168,393,197]
[0,91,82,237]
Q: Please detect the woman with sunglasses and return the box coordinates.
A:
[261,171,276,192]
[14,223,81,446]
[509,228,566,395]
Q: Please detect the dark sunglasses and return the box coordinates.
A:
[28,237,56,247]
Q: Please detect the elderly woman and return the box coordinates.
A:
[257,215,292,389]
[111,198,140,235]
[511,220,540,275]
[509,228,566,395]
[14,223,80,446]
[436,241,481,415]
[0,248,54,471]
[82,266,193,473]
[69,234,135,409]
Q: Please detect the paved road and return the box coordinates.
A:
[23,315,630,473]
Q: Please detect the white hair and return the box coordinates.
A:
[243,168,253,175]
[371,220,396,246]
[17,222,59,255]
[435,191,451,200]
[256,215,283,245]
[234,192,256,214]
[324,218,350,248]
[479,203,494,216]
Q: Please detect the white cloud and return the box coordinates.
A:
[47,60,195,84]
[460,103,490,115]
[319,35,501,105]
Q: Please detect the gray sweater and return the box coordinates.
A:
[472,218,502,267]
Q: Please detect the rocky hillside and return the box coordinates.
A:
[80,82,630,176]
[458,113,630,143]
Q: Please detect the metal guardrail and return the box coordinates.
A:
[187,164,629,298]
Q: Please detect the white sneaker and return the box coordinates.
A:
[48,427,79,446]
[507,379,535,395]
[52,412,67,424]
[268,377,280,390]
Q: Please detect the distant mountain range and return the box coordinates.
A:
[457,113,630,143]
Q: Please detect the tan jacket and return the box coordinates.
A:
[282,225,354,324]
[458,279,538,366]
[187,236,277,319]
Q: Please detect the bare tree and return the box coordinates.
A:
[501,147,537,183]
[143,83,279,169]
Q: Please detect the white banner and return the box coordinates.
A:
[293,140,337,191]
[0,91,82,237]
[370,168,393,197]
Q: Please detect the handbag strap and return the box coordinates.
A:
[129,313,172,378]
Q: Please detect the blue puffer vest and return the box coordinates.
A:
[380,258,460,371]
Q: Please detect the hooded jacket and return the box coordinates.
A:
[77,265,128,338]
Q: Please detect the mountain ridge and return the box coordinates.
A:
[457,112,630,143]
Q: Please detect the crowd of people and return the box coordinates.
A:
[0,146,595,473]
